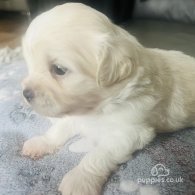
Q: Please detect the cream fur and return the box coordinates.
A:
[22,3,195,195]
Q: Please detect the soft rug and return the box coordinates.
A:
[0,47,195,195]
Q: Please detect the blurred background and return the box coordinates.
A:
[0,0,195,56]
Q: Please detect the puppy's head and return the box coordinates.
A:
[22,3,141,117]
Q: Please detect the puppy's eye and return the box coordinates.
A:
[52,65,68,75]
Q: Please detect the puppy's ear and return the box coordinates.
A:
[96,36,136,87]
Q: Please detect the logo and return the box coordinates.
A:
[137,163,184,184]
[151,164,170,177]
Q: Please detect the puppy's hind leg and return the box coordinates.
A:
[22,117,79,159]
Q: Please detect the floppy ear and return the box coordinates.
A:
[96,37,136,87]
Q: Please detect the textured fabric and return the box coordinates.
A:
[0,20,195,194]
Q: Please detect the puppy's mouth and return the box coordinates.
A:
[22,90,59,117]
[30,102,96,118]
[23,93,98,118]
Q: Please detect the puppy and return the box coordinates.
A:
[22,3,195,195]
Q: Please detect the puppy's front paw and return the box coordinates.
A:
[59,167,103,195]
[22,136,56,159]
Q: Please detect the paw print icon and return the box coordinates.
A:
[151,164,170,177]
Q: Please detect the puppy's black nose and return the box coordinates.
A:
[23,89,34,102]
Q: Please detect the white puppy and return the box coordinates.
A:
[22,3,195,195]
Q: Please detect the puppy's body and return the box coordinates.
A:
[22,3,195,195]
[131,48,195,132]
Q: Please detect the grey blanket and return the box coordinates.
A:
[0,57,195,195]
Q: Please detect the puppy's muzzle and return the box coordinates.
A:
[23,88,35,103]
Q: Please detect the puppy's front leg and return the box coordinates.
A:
[22,117,78,159]
[59,125,155,195]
